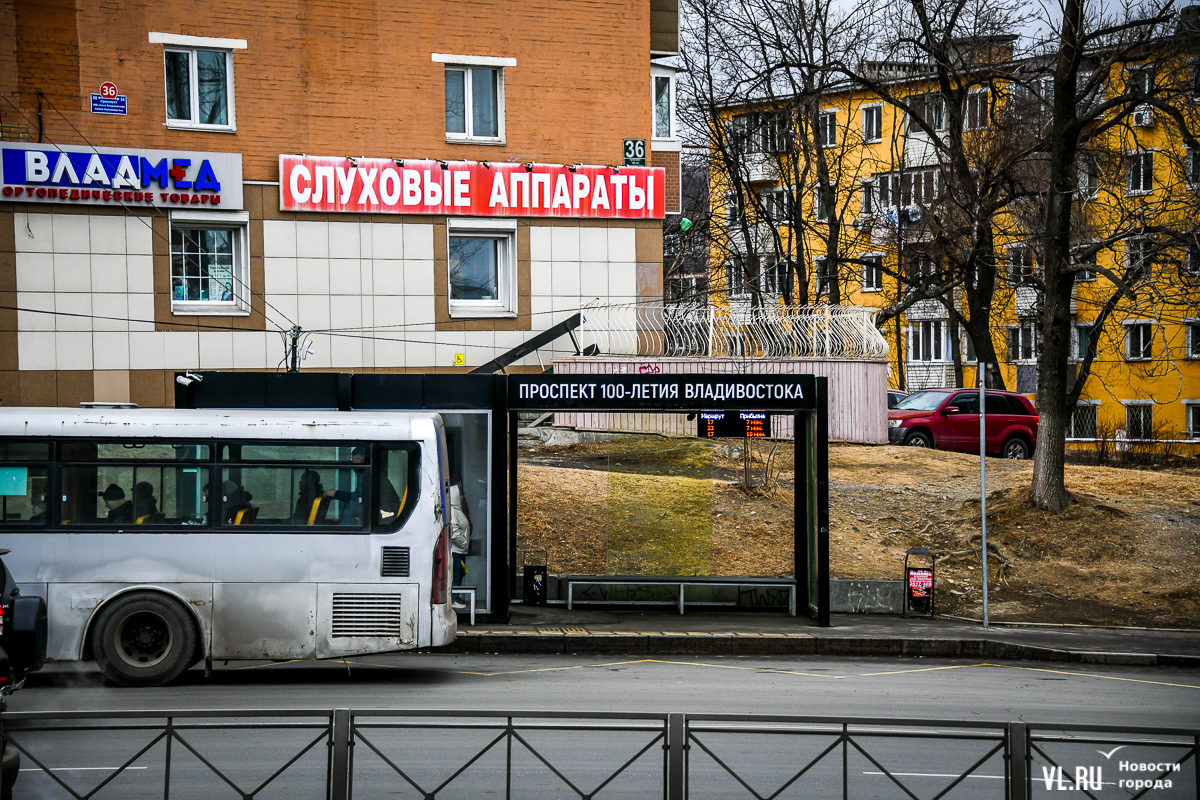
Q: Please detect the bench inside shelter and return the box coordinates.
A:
[562,575,797,616]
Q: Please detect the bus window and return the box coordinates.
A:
[375,443,420,532]
[60,465,208,526]
[0,441,50,461]
[222,443,364,462]
[220,465,367,528]
[0,465,49,525]
[60,442,211,461]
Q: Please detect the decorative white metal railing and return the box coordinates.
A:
[576,302,890,360]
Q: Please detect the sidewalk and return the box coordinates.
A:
[450,607,1200,667]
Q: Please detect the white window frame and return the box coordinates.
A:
[1125,237,1152,281]
[861,253,884,292]
[651,66,679,146]
[817,109,837,148]
[446,217,517,318]
[169,209,251,316]
[1007,321,1037,364]
[1123,320,1155,361]
[858,179,875,216]
[1122,400,1154,441]
[1184,400,1200,440]
[1077,154,1099,199]
[861,104,883,143]
[1072,320,1094,362]
[726,256,748,298]
[1066,399,1101,440]
[908,319,949,363]
[874,173,901,209]
[1185,319,1200,359]
[1125,64,1154,97]
[904,92,945,134]
[1125,149,1154,195]
[1182,236,1200,279]
[762,256,788,296]
[150,33,244,132]
[760,186,791,223]
[434,53,513,145]
[1186,147,1199,190]
[813,182,836,223]
[965,89,990,131]
[812,257,835,297]
[1007,245,1035,285]
[1074,243,1098,282]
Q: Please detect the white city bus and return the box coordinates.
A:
[0,408,456,686]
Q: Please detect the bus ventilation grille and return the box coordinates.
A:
[380,546,410,577]
[331,594,403,638]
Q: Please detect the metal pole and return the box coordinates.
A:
[1007,722,1029,800]
[980,363,988,629]
[667,713,685,800]
[330,709,351,800]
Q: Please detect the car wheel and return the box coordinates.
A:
[91,593,196,687]
[904,431,933,448]
[1003,437,1031,459]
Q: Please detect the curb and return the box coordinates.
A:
[447,632,1200,668]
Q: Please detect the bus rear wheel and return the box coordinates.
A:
[92,593,196,687]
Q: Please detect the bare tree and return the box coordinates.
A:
[1027,0,1198,512]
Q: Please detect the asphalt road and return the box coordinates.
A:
[7,654,1199,799]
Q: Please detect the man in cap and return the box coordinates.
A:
[99,484,133,524]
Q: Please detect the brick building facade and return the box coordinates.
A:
[0,0,681,406]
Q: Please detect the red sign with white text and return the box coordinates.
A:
[279,156,665,219]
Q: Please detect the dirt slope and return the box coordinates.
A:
[517,438,1200,627]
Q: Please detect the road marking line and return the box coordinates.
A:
[642,659,845,679]
[858,664,993,677]
[863,771,1004,780]
[354,658,656,677]
[232,659,304,671]
[990,664,1200,690]
[21,767,149,772]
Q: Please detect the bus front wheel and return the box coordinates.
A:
[92,593,196,687]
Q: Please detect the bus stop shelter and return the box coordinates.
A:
[176,371,831,625]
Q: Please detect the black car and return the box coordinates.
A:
[0,550,48,800]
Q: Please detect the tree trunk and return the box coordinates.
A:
[1029,0,1083,513]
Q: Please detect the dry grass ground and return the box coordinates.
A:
[517,436,1200,628]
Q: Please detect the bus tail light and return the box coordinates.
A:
[431,527,450,606]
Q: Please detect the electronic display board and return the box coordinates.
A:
[697,411,770,438]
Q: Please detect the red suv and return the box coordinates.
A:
[887,388,1039,459]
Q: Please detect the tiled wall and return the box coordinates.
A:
[13,213,642,376]
[14,212,155,372]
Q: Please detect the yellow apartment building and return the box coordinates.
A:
[709,32,1200,450]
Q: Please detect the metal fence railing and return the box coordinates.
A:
[1,708,1195,800]
[577,302,890,360]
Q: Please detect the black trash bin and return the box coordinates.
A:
[523,565,548,606]
[903,547,935,618]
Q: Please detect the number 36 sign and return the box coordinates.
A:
[623,139,646,167]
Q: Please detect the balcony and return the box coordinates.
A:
[741,152,779,184]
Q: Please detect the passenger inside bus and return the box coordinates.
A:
[294,470,330,525]
[221,480,255,524]
[100,484,133,524]
[325,447,398,526]
[134,481,159,523]
[28,492,47,525]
